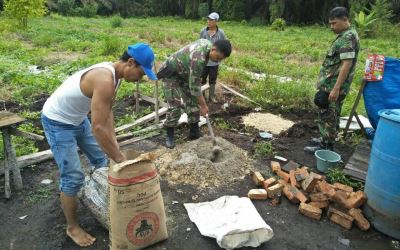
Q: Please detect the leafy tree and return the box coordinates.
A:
[4,0,47,28]
[369,0,393,23]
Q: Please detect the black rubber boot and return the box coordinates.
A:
[188,123,202,140]
[165,127,175,149]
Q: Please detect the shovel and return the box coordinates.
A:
[205,114,221,162]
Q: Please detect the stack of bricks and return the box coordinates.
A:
[246,161,370,231]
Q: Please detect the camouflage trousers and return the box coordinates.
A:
[163,77,200,128]
[318,95,346,145]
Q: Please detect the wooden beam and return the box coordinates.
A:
[219,82,261,106]
[0,149,53,176]
[10,128,44,141]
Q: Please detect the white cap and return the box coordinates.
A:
[207,12,219,21]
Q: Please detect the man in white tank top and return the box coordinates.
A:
[41,43,157,247]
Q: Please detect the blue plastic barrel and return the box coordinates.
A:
[364,109,400,240]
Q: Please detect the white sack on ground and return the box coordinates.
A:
[184,196,274,249]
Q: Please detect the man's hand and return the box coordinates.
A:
[115,153,126,163]
[197,95,209,116]
[200,104,209,116]
[329,87,340,102]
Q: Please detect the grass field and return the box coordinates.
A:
[1,14,399,157]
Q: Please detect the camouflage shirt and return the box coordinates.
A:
[317,28,360,95]
[164,39,212,96]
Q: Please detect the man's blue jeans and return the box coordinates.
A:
[41,114,108,196]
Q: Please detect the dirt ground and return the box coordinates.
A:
[0,91,398,250]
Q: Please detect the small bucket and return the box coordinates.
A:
[315,150,341,173]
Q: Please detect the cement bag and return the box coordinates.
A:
[109,149,168,250]
[184,196,274,249]
[82,167,109,229]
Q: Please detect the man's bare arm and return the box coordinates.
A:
[90,72,125,163]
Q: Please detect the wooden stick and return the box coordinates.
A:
[135,81,140,114]
[2,137,11,198]
[219,82,261,106]
[344,79,366,137]
[2,127,23,191]
[10,128,44,141]
[154,64,160,124]
[0,149,53,176]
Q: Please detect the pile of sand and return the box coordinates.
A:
[154,137,254,189]
[242,112,295,134]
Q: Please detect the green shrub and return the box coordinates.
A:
[4,0,47,28]
[74,1,98,18]
[57,0,75,16]
[354,11,377,38]
[101,37,121,56]
[110,15,123,28]
[271,18,286,31]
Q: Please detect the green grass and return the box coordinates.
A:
[0,14,399,159]
[253,141,275,157]
[326,167,364,191]
[24,185,54,206]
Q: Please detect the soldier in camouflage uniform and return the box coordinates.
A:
[305,7,360,153]
[157,39,232,148]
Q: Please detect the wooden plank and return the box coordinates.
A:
[0,149,53,176]
[219,82,261,106]
[115,84,210,133]
[0,111,25,128]
[2,127,23,191]
[344,140,371,182]
[11,128,45,141]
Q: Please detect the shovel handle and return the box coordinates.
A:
[205,114,216,145]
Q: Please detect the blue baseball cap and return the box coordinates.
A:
[127,43,157,80]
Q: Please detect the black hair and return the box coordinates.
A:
[329,7,349,20]
[120,51,131,62]
[213,39,232,57]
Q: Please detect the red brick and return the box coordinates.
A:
[296,190,309,203]
[310,192,329,202]
[277,179,287,186]
[301,172,322,193]
[248,189,268,200]
[277,170,290,183]
[299,203,322,220]
[316,180,335,194]
[270,161,281,173]
[295,167,309,182]
[309,201,329,209]
[289,170,298,187]
[283,185,300,204]
[329,190,349,207]
[251,171,265,187]
[346,191,367,209]
[263,177,277,190]
[328,206,354,230]
[333,182,354,193]
[348,208,370,231]
[267,183,284,198]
